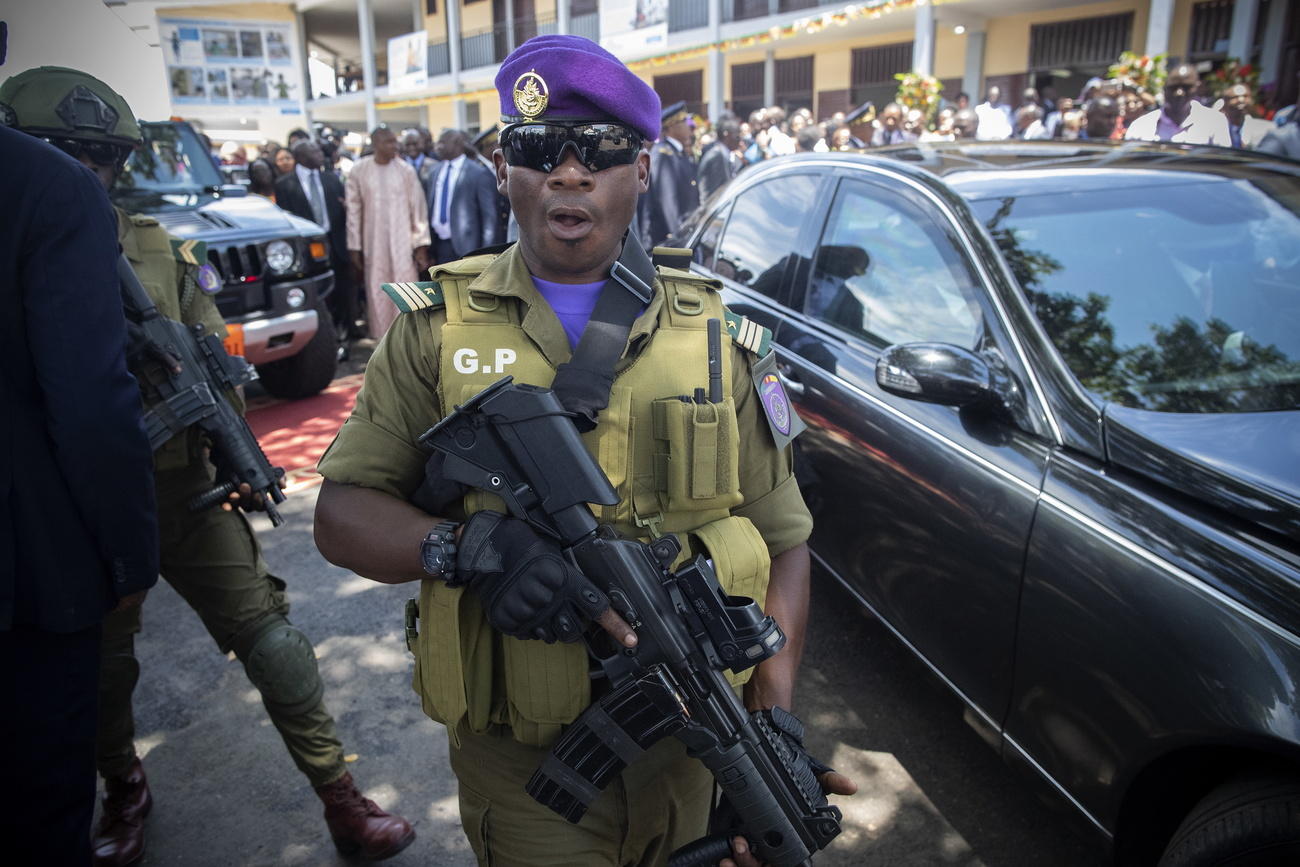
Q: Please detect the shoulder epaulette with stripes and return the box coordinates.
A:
[170,238,207,266]
[724,309,772,358]
[382,280,446,313]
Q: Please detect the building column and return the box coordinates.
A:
[1145,0,1175,58]
[912,0,934,77]
[1260,0,1287,86]
[1228,0,1259,63]
[357,0,378,131]
[558,0,570,35]
[962,29,985,103]
[411,0,423,32]
[505,0,516,55]
[763,49,775,108]
[707,0,723,122]
[447,0,463,85]
[295,9,313,122]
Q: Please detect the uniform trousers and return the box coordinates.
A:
[96,461,347,787]
[448,720,714,866]
[1,623,101,865]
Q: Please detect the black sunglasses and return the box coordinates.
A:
[44,136,130,168]
[501,122,643,173]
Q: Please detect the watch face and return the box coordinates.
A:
[421,541,445,575]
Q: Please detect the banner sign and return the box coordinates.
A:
[387,30,429,95]
[158,17,302,111]
[600,0,668,59]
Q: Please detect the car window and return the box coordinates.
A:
[804,180,983,349]
[694,203,730,271]
[713,174,819,299]
[116,123,223,193]
[973,175,1300,413]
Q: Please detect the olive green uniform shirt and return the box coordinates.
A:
[318,244,811,557]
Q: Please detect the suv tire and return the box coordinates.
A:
[255,301,339,400]
[1158,774,1300,866]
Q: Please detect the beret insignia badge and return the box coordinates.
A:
[513,71,548,120]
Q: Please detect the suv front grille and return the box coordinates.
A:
[208,244,264,284]
[207,243,269,317]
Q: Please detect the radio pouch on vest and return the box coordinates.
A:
[549,234,657,432]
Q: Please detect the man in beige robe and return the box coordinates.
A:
[345,126,432,338]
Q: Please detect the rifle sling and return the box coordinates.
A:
[549,235,657,432]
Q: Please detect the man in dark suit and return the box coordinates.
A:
[275,139,359,337]
[637,101,699,249]
[424,128,503,263]
[0,121,159,864]
[697,115,741,201]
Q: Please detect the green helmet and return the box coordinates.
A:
[0,66,141,148]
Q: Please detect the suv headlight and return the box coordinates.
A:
[265,240,296,274]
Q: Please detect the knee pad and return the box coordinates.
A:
[230,615,324,716]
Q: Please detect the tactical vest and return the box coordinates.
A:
[407,253,773,748]
[119,211,229,472]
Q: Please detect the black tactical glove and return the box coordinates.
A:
[455,510,610,643]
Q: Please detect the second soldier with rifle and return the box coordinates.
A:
[314,35,854,866]
[0,67,415,865]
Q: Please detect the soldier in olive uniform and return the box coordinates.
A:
[313,37,853,867]
[0,68,415,865]
[637,101,700,250]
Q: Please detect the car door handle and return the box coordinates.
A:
[777,362,805,398]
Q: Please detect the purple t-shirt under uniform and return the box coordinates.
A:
[531,277,606,349]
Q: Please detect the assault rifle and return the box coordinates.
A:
[118,254,286,526]
[420,377,842,866]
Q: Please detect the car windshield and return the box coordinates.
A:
[115,122,222,193]
[973,174,1300,413]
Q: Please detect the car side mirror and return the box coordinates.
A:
[876,342,999,408]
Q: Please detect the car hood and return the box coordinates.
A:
[1104,405,1300,544]
[111,190,322,240]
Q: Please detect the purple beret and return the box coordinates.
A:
[496,35,661,142]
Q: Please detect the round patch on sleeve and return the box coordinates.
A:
[196,263,222,294]
[759,373,792,437]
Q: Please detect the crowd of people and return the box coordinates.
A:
[192,59,1298,347]
[209,123,505,344]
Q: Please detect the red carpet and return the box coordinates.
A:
[246,374,363,493]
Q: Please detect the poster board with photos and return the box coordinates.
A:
[159,16,302,112]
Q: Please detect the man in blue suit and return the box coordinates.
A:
[0,117,159,863]
[424,128,503,263]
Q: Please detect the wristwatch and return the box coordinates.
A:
[420,521,461,582]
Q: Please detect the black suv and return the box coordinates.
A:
[112,120,338,399]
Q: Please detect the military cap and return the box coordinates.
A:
[661,100,690,128]
[473,124,500,152]
[0,66,141,147]
[495,35,661,141]
[844,100,876,126]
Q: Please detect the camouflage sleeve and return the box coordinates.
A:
[317,310,445,499]
[730,344,812,558]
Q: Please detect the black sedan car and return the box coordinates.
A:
[680,142,1300,865]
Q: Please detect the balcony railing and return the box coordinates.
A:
[571,12,599,42]
[462,14,557,69]
[668,2,708,32]
[721,0,842,23]
[428,40,450,77]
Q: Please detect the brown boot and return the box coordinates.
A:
[92,758,152,867]
[315,772,415,860]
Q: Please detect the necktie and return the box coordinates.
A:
[438,161,452,225]
[307,171,326,226]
